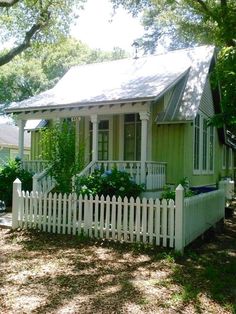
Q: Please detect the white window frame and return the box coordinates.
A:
[229,147,233,169]
[222,144,227,169]
[193,113,215,175]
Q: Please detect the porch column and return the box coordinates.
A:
[17,119,26,160]
[90,114,98,161]
[139,112,150,184]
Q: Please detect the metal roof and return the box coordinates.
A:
[0,123,30,148]
[25,119,48,131]
[6,45,215,122]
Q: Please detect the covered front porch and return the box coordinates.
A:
[16,102,167,193]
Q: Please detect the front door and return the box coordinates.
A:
[90,119,109,161]
[124,114,141,160]
[98,120,109,160]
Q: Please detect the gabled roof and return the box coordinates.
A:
[6,45,216,122]
[0,123,30,148]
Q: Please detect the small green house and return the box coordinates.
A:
[5,45,235,192]
[0,121,30,166]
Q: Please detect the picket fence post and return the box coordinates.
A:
[175,184,185,254]
[32,174,38,193]
[12,178,22,229]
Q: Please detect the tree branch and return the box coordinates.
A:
[0,10,50,66]
[195,0,211,14]
[0,0,20,7]
[195,0,222,26]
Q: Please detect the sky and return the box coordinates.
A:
[70,0,145,53]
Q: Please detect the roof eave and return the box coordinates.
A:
[5,96,157,115]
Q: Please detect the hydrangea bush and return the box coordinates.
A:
[75,167,144,199]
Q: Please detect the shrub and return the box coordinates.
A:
[161,177,195,200]
[75,167,144,199]
[40,120,84,194]
[0,159,33,206]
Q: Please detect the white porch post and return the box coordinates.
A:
[90,114,98,161]
[17,119,26,160]
[139,112,150,184]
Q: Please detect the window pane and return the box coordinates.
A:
[209,126,214,171]
[124,114,135,122]
[124,114,141,161]
[99,120,109,130]
[202,119,208,170]
[124,124,135,160]
[194,114,200,170]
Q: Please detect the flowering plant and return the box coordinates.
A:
[75,167,144,199]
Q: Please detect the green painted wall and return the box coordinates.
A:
[150,100,234,187]
[152,122,186,184]
[30,111,234,188]
[31,130,43,160]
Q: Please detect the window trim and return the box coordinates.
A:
[222,144,227,170]
[193,113,215,175]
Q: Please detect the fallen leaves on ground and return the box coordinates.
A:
[0,215,236,314]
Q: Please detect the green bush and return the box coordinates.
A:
[40,120,84,194]
[75,167,144,199]
[0,159,33,206]
[161,177,195,200]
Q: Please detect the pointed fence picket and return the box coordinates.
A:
[13,189,176,248]
[12,179,226,252]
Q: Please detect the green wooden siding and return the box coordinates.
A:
[152,123,186,184]
[31,131,43,160]
[30,112,234,188]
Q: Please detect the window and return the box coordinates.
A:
[222,145,226,169]
[194,114,200,170]
[202,118,208,171]
[124,114,141,160]
[194,113,214,174]
[209,125,214,171]
[229,148,233,169]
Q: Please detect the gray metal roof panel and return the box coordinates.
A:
[0,123,30,147]
[6,45,215,122]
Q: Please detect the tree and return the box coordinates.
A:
[0,0,85,67]
[211,46,236,126]
[111,0,236,50]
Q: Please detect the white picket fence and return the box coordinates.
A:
[184,189,225,246]
[12,180,227,252]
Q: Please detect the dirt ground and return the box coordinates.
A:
[0,212,235,314]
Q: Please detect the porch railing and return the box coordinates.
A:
[76,160,167,190]
[21,160,56,194]
[21,160,49,174]
[32,167,56,194]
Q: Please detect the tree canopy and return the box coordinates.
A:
[0,0,85,66]
[111,0,236,51]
